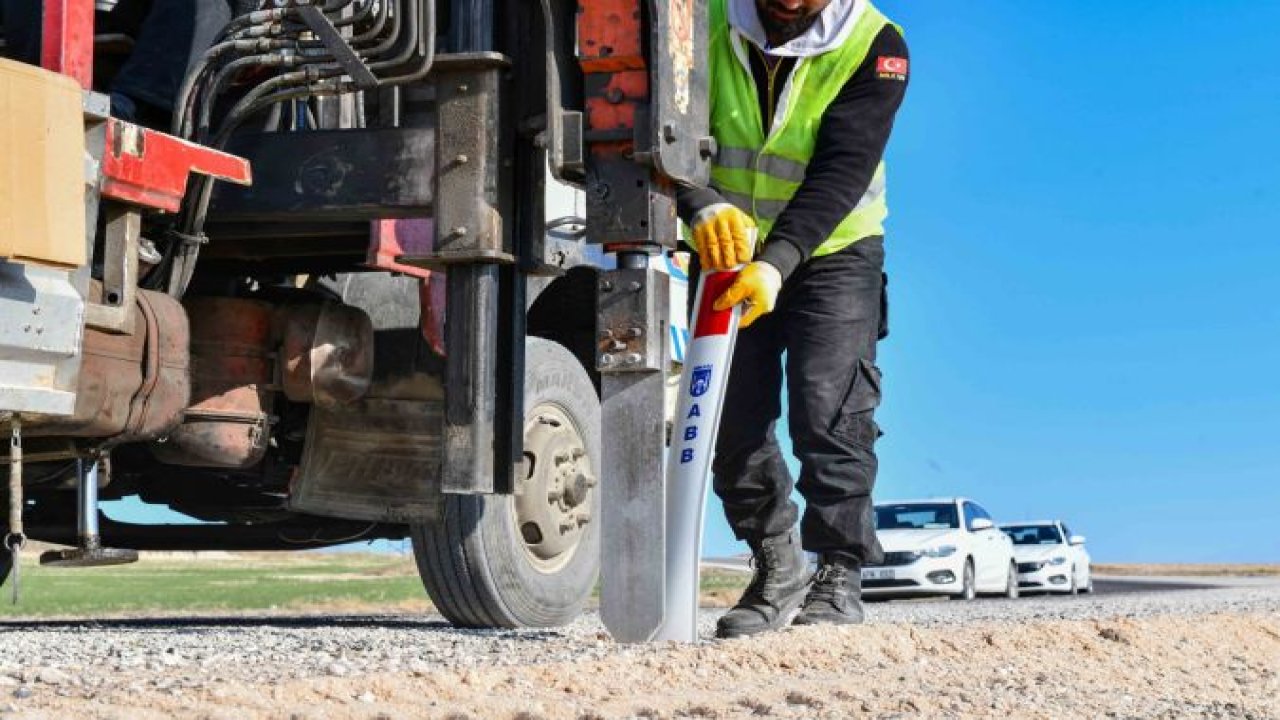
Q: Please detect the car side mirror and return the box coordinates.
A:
[1069,535,1086,546]
[970,518,994,531]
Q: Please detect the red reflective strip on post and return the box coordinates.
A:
[694,271,737,338]
[100,119,252,212]
[41,0,93,88]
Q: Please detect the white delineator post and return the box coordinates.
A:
[653,242,754,642]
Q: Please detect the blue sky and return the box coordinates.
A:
[113,1,1279,564]
[705,0,1280,563]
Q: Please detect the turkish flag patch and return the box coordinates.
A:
[876,56,908,80]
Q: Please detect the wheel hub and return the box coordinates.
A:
[512,405,596,572]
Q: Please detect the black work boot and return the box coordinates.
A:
[715,530,810,639]
[793,554,865,626]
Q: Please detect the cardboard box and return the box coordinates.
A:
[0,57,87,268]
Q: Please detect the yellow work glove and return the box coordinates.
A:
[713,261,782,328]
[690,203,755,271]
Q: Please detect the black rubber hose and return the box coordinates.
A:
[179,0,398,139]
[167,0,436,296]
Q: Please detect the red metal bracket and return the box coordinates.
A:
[367,219,446,356]
[41,0,94,88]
[100,119,253,213]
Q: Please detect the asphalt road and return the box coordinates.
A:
[705,557,1238,596]
[1090,576,1218,594]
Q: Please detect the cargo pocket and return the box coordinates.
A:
[830,359,883,448]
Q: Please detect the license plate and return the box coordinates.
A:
[862,568,895,581]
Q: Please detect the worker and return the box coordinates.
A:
[677,0,909,638]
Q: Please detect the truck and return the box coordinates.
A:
[0,0,709,642]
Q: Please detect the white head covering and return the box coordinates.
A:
[727,0,868,57]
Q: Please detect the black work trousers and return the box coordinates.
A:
[710,236,887,565]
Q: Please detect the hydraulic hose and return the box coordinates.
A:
[166,0,436,297]
[177,0,400,139]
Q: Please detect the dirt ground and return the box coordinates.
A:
[9,611,1278,720]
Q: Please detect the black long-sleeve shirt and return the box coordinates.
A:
[677,24,909,280]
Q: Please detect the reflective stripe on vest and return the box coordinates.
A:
[707,0,896,257]
[717,159,887,221]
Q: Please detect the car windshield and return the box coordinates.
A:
[875,504,959,530]
[1002,524,1063,545]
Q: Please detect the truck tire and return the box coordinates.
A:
[411,338,601,628]
[951,558,977,601]
[1003,561,1020,599]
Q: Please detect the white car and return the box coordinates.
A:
[862,498,1018,600]
[1001,520,1093,594]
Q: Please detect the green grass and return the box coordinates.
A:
[0,552,754,618]
[0,552,432,618]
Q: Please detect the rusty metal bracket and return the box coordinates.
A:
[83,204,139,334]
[646,0,713,185]
[398,53,514,268]
[596,267,668,373]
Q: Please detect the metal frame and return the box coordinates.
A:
[100,119,251,213]
[38,2,252,212]
[576,0,710,642]
[82,204,139,333]
[39,0,92,88]
[19,2,712,642]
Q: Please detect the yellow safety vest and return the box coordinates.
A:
[708,0,895,256]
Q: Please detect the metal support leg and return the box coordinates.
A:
[77,460,100,542]
[597,257,670,642]
[39,460,137,567]
[433,0,519,495]
[442,265,500,493]
[599,372,669,641]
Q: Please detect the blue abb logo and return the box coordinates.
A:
[678,364,714,464]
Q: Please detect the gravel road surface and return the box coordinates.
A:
[1,576,1277,719]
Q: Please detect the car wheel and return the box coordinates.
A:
[1080,568,1094,594]
[1003,561,1019,599]
[951,558,976,601]
[410,338,601,629]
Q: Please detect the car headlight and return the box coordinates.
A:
[921,544,957,558]
[1048,556,1068,566]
